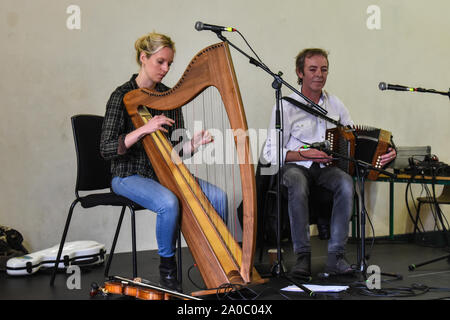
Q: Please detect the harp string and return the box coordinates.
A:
[180,86,242,257]
[138,106,243,270]
[138,90,243,264]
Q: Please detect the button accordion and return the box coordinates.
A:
[326,125,392,180]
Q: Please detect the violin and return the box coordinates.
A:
[103,279,170,300]
[91,276,201,301]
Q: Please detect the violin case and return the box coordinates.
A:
[6,240,105,276]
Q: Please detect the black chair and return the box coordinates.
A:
[50,114,143,286]
[255,161,333,262]
[235,158,334,264]
[408,185,450,270]
[413,185,450,238]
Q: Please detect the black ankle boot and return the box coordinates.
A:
[324,252,354,275]
[290,252,311,278]
[159,256,182,292]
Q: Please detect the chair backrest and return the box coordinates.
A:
[438,185,450,203]
[71,114,112,192]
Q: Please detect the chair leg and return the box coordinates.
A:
[104,206,126,278]
[130,207,137,278]
[50,198,80,286]
[412,202,423,240]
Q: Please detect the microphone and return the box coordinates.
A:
[195,21,236,33]
[301,140,331,151]
[378,82,420,92]
[379,82,450,98]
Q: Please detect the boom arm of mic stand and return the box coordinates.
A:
[414,87,450,100]
[281,96,346,129]
[213,31,328,115]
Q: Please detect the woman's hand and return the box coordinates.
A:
[143,114,175,134]
[190,130,214,151]
[124,115,174,150]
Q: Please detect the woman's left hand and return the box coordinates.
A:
[191,130,214,151]
[379,147,397,167]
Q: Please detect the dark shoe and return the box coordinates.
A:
[159,256,182,292]
[290,252,311,277]
[324,252,354,275]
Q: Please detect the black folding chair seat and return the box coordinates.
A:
[78,193,143,209]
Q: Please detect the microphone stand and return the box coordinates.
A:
[212,31,323,298]
[411,87,450,100]
[272,73,284,279]
[325,149,402,281]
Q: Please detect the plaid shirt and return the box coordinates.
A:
[100,74,185,180]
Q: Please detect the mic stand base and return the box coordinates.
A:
[270,260,287,277]
[408,252,450,271]
[353,165,402,284]
[328,151,402,284]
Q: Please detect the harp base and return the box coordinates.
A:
[190,278,269,297]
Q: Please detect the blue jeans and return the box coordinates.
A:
[282,164,354,254]
[111,175,228,258]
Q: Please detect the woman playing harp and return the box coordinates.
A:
[100,32,227,292]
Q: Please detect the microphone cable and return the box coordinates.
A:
[233,29,266,68]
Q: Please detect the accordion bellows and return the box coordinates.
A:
[326,125,392,180]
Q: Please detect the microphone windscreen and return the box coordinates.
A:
[194,21,203,31]
[378,82,387,90]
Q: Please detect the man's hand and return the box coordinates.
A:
[379,147,397,167]
[286,148,332,163]
[302,149,333,163]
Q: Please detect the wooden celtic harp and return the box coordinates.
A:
[123,42,264,294]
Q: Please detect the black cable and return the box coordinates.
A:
[235,30,266,67]
[187,264,207,291]
[349,282,450,299]
[187,264,294,300]
[430,169,450,231]
[409,158,450,234]
[364,205,376,259]
[216,283,250,300]
[422,179,441,232]
[404,165,446,247]
[353,165,376,265]
[348,282,430,298]
[407,181,426,233]
[420,172,449,235]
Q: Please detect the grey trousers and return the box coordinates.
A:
[282,163,354,254]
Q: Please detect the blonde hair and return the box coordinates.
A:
[134,32,175,66]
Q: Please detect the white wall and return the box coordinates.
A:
[1,0,449,253]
